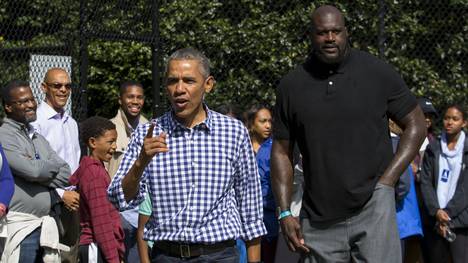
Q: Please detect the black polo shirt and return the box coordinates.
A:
[273,49,417,222]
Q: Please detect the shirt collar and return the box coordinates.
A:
[166,104,213,134]
[305,48,353,75]
[3,117,36,138]
[38,101,69,122]
[117,108,136,136]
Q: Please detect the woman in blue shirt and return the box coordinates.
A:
[246,105,276,263]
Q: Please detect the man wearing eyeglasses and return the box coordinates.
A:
[31,68,81,263]
[0,80,71,262]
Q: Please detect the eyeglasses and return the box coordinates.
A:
[11,98,36,106]
[45,82,72,90]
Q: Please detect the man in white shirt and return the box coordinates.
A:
[31,68,81,263]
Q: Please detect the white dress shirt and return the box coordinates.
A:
[31,102,81,174]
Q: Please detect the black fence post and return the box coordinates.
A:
[151,0,161,118]
[79,0,89,121]
[378,0,386,59]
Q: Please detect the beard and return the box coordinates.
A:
[24,114,37,123]
[314,43,349,65]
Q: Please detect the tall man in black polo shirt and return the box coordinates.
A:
[271,5,427,262]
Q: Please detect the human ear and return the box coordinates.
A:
[88,137,97,150]
[204,76,215,93]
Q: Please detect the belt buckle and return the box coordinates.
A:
[180,244,190,258]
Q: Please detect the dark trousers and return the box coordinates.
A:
[261,237,278,263]
[60,209,80,263]
[121,215,140,263]
[79,244,106,263]
[423,227,468,263]
[151,246,239,263]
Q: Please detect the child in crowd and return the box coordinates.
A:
[137,191,153,263]
[420,105,468,263]
[69,117,124,263]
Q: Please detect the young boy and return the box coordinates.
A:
[136,191,152,263]
[70,116,124,263]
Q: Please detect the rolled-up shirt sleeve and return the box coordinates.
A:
[107,124,150,211]
[234,128,267,241]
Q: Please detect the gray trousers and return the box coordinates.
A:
[301,183,401,263]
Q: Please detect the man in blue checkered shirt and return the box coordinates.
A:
[108,48,266,263]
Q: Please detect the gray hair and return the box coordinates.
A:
[165,48,211,78]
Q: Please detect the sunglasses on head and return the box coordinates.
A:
[45,82,72,90]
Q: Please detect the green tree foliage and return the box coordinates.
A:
[1,0,466,119]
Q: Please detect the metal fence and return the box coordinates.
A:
[1,0,466,121]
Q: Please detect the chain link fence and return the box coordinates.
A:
[1,0,466,121]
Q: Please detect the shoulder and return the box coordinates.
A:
[110,112,123,127]
[209,110,247,133]
[35,103,48,117]
[80,159,108,180]
[139,114,149,124]
[426,138,441,155]
[110,116,118,124]
[278,63,308,89]
[257,138,272,159]
[352,49,400,76]
[0,124,14,136]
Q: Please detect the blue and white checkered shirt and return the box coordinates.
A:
[108,108,267,243]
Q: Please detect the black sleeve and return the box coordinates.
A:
[273,78,291,141]
[419,143,440,216]
[384,64,418,121]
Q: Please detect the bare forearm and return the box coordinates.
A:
[271,140,294,210]
[122,158,149,202]
[137,231,150,263]
[246,237,261,262]
[380,107,426,186]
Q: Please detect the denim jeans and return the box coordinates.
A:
[19,227,42,263]
[121,215,140,263]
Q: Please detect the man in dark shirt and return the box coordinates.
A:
[271,5,427,262]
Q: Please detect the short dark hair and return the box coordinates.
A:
[166,48,211,79]
[445,104,467,120]
[2,80,29,106]
[245,104,271,131]
[119,80,143,97]
[80,116,116,146]
[217,104,242,121]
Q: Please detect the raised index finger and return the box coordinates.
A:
[146,122,155,138]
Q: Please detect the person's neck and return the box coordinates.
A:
[46,100,64,117]
[176,106,207,129]
[89,152,104,164]
[251,134,266,154]
[125,112,140,130]
[446,132,461,150]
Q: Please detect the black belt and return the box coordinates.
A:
[152,240,236,258]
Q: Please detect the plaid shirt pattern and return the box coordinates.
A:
[108,108,266,243]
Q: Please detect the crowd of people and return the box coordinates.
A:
[0,4,467,263]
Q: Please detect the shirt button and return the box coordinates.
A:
[329,81,333,85]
